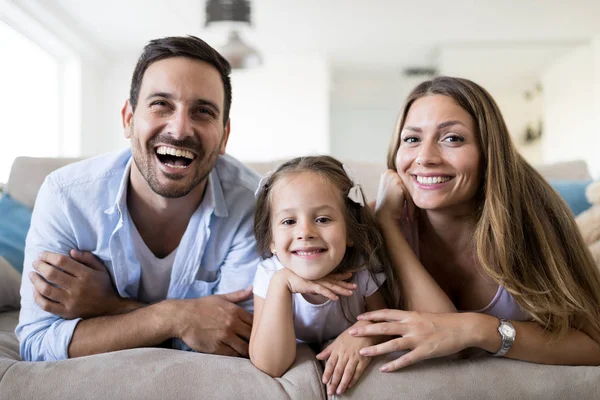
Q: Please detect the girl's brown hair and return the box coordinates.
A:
[388,76,600,338]
[254,155,401,309]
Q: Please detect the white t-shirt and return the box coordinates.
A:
[129,216,177,304]
[253,257,384,344]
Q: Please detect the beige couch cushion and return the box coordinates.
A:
[0,308,325,399]
[342,352,600,399]
[6,156,81,209]
[0,257,21,312]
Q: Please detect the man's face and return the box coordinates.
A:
[122,56,229,198]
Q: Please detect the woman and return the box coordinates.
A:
[349,76,600,372]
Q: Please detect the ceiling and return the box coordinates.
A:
[16,0,600,89]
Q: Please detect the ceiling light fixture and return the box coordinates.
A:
[205,0,262,69]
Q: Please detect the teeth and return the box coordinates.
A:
[164,163,188,169]
[295,250,322,256]
[156,146,195,160]
[416,176,451,185]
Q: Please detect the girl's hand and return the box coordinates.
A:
[316,322,379,396]
[350,309,477,372]
[276,269,357,301]
[375,170,415,223]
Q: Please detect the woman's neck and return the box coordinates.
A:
[419,208,478,260]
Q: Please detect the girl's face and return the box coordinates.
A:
[269,171,349,281]
[395,94,482,213]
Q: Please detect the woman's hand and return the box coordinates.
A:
[276,269,357,301]
[375,170,415,223]
[316,322,379,396]
[350,309,477,372]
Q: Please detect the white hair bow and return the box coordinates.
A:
[343,164,365,207]
[254,173,273,198]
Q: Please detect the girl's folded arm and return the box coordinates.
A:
[249,273,297,377]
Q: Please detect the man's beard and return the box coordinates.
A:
[131,130,223,199]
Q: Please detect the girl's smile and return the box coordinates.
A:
[269,171,349,281]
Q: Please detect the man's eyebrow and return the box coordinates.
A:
[146,92,221,114]
[146,92,172,101]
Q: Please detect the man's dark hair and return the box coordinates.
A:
[129,35,232,123]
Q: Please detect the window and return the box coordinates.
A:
[0,20,61,183]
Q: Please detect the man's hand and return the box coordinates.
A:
[173,288,254,358]
[29,250,129,319]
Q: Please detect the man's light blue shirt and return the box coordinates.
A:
[17,148,260,361]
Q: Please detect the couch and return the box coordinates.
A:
[1,156,599,400]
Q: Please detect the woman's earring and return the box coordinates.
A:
[271,249,277,255]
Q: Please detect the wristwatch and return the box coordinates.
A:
[492,318,516,357]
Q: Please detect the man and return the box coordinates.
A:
[17,36,260,361]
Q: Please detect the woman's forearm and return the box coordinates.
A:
[379,218,456,313]
[468,313,600,365]
[249,274,297,377]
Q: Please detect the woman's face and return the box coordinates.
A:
[395,94,482,214]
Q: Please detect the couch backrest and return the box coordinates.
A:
[6,155,592,210]
[6,157,82,209]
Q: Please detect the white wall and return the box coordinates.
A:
[541,43,599,177]
[329,69,423,165]
[227,56,330,162]
[81,55,331,162]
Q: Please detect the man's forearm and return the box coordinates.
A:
[68,300,175,358]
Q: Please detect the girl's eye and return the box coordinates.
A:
[316,217,331,224]
[443,134,465,143]
[281,219,296,226]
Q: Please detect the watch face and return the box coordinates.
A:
[501,324,515,337]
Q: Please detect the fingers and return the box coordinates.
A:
[223,334,249,358]
[214,343,242,358]
[37,251,80,277]
[219,288,253,303]
[350,321,407,338]
[70,250,105,271]
[380,347,426,372]
[32,287,63,316]
[348,359,369,389]
[233,317,253,341]
[33,260,72,289]
[237,308,254,327]
[314,280,355,298]
[360,337,411,357]
[357,309,408,322]
[29,271,66,303]
[316,343,332,360]
[308,282,340,301]
[332,359,357,395]
[321,352,337,384]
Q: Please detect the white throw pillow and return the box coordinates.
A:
[0,256,21,311]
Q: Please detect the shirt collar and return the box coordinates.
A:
[104,156,132,217]
[207,166,228,218]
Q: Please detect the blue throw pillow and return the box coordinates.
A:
[0,194,32,274]
[549,180,593,216]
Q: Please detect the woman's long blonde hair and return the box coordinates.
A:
[387,76,600,338]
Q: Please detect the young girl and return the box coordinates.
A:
[249,156,400,396]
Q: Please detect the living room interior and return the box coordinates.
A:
[1,0,600,183]
[1,1,600,399]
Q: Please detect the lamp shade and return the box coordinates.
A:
[219,30,262,69]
